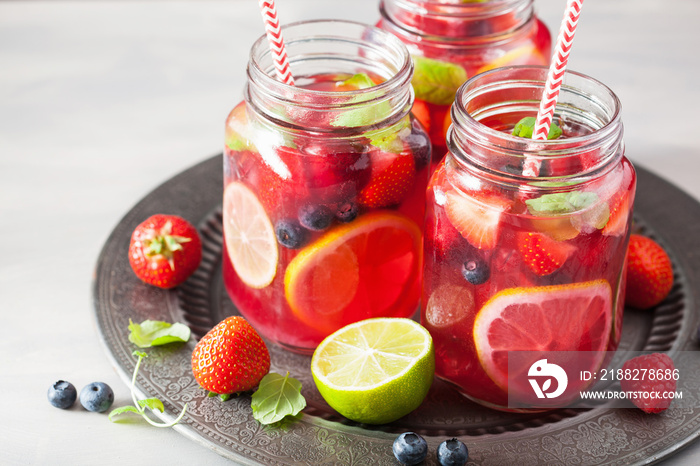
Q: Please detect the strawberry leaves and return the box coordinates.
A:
[251,372,307,425]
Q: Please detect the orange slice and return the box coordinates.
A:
[474,280,612,391]
[476,44,546,75]
[284,211,422,335]
[223,182,278,288]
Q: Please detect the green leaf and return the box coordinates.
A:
[337,73,375,90]
[411,56,467,106]
[108,405,141,422]
[138,398,165,413]
[365,116,411,154]
[512,116,562,140]
[526,191,600,215]
[128,319,191,348]
[251,372,306,425]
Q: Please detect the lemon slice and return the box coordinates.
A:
[223,181,278,288]
[311,317,435,425]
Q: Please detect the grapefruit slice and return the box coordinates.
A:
[474,280,612,391]
[223,181,278,289]
[285,211,422,335]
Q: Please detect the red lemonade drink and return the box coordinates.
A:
[222,21,431,353]
[422,67,635,410]
[378,0,552,166]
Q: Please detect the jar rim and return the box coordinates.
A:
[248,19,413,101]
[448,66,624,180]
[452,65,622,152]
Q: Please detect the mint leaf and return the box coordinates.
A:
[526,191,600,215]
[108,405,141,421]
[512,116,563,140]
[108,350,187,427]
[411,56,467,106]
[128,319,190,348]
[251,372,306,425]
[366,116,411,153]
[138,398,165,413]
[337,73,375,90]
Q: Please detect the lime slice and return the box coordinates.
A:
[223,181,278,288]
[311,317,435,425]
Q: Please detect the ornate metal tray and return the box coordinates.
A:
[93,154,700,465]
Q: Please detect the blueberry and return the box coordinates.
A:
[275,219,309,249]
[405,123,432,171]
[437,438,469,466]
[461,256,490,285]
[299,204,334,231]
[79,382,114,413]
[47,380,77,409]
[393,432,428,465]
[335,201,358,223]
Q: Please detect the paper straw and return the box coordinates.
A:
[258,0,295,86]
[523,0,583,176]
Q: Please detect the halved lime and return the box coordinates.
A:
[311,317,434,425]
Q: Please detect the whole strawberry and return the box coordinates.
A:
[620,353,676,413]
[191,316,270,395]
[129,214,202,289]
[625,234,673,309]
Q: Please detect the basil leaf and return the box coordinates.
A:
[251,372,306,425]
[128,319,191,348]
[411,56,467,106]
[512,116,563,140]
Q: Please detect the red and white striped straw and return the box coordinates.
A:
[532,0,583,141]
[258,0,295,86]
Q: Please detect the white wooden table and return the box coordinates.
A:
[2,1,699,464]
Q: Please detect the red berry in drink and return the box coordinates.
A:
[516,231,576,276]
[358,149,416,208]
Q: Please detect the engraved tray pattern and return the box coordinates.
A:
[93,154,700,465]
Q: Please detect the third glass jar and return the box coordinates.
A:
[378,0,552,165]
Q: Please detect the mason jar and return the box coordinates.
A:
[222,20,431,353]
[423,66,635,410]
[378,0,551,165]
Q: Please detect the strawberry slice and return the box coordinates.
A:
[301,142,371,192]
[517,231,576,276]
[602,191,630,237]
[358,148,416,208]
[444,190,512,250]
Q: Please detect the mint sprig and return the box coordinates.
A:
[128,319,191,348]
[251,372,306,425]
[109,351,187,427]
[512,116,563,140]
[411,56,467,106]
